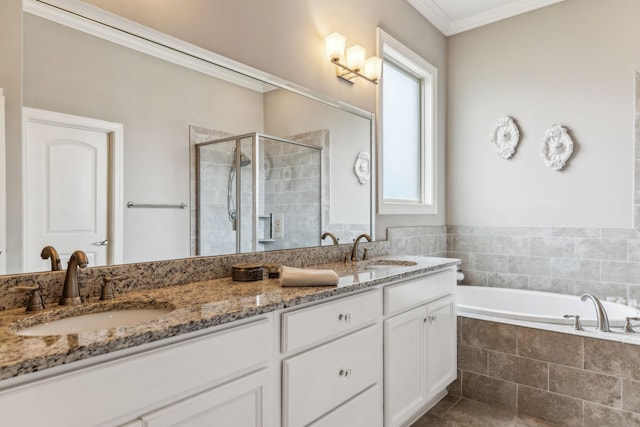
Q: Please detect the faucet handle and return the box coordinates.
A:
[99,275,120,300]
[623,317,640,333]
[563,314,584,331]
[11,285,45,312]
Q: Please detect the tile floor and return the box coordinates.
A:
[411,394,559,426]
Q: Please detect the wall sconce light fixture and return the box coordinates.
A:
[325,32,382,85]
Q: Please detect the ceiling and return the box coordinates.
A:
[406,0,564,36]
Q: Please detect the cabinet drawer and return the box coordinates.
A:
[282,324,381,427]
[281,289,381,353]
[309,384,382,427]
[385,269,455,316]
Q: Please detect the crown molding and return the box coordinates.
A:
[407,0,564,36]
[406,0,450,35]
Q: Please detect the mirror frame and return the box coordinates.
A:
[14,0,375,273]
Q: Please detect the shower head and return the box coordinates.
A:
[233,148,251,167]
[239,151,251,167]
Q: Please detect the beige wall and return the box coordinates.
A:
[447,0,640,228]
[82,0,449,238]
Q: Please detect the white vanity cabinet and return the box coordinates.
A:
[383,269,457,427]
[138,367,271,427]
[0,263,458,427]
[0,315,274,427]
[280,289,383,427]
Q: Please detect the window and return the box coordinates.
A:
[377,29,437,214]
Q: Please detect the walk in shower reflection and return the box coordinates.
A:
[196,133,323,255]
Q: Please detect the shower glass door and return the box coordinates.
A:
[196,133,322,256]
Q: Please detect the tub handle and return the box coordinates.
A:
[623,317,640,333]
[563,314,584,331]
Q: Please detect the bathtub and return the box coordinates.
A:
[456,285,640,327]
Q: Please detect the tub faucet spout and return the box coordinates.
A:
[580,294,610,332]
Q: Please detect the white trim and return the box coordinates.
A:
[406,0,564,36]
[405,0,450,36]
[376,29,438,216]
[23,0,373,120]
[22,107,124,266]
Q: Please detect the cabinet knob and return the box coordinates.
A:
[338,313,351,322]
[426,315,436,324]
[339,369,352,379]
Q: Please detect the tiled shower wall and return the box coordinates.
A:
[262,134,322,251]
[388,225,640,305]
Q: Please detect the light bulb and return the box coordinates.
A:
[364,57,382,81]
[346,45,366,71]
[325,32,346,61]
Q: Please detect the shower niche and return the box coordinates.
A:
[195,132,323,255]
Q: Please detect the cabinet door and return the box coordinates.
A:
[426,295,457,400]
[309,384,382,427]
[384,305,427,427]
[141,368,272,427]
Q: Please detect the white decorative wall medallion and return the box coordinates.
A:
[540,124,574,171]
[354,151,370,185]
[490,116,520,159]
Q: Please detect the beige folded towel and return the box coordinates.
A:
[280,266,339,287]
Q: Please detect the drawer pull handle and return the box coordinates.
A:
[338,313,351,322]
[339,369,352,379]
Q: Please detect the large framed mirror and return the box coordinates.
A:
[3,0,373,275]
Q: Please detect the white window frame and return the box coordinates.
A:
[376,28,438,215]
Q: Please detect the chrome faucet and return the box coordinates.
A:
[351,233,372,261]
[59,250,89,306]
[40,245,62,271]
[580,294,610,332]
[321,232,339,245]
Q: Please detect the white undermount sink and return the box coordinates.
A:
[15,308,171,336]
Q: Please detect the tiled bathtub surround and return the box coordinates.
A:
[447,226,640,304]
[457,316,640,426]
[389,225,640,304]
[387,226,447,258]
[0,241,389,311]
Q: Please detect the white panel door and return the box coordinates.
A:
[25,118,109,271]
[0,89,6,274]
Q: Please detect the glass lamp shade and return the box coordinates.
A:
[346,45,366,71]
[325,32,346,61]
[364,57,382,81]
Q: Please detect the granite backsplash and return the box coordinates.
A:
[0,241,389,311]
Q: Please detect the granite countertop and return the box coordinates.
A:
[0,256,458,383]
